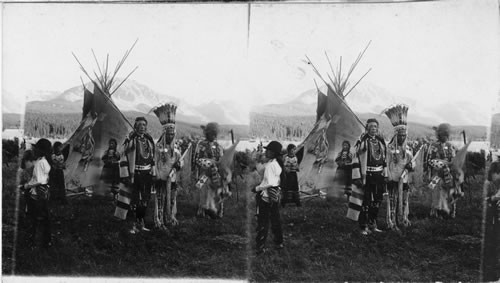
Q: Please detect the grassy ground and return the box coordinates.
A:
[3,154,248,278]
[3,153,485,281]
[248,177,484,282]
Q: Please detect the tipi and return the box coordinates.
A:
[295,45,371,199]
[62,44,138,192]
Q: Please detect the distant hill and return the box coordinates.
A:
[3,112,249,141]
[252,85,490,126]
[22,79,249,125]
[250,84,488,142]
[250,112,487,142]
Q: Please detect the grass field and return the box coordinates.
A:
[248,177,484,282]
[3,153,486,281]
[2,154,249,279]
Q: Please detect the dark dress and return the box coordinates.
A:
[101,149,121,186]
[335,150,353,196]
[281,155,301,207]
[49,153,67,204]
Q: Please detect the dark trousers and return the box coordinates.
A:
[26,196,51,246]
[256,195,283,250]
[133,170,153,221]
[359,173,385,229]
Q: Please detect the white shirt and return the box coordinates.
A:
[28,157,51,186]
[256,158,282,200]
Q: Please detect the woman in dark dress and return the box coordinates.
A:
[50,141,67,204]
[282,144,301,207]
[101,138,121,191]
[335,140,353,199]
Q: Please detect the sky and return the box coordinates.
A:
[2,0,499,125]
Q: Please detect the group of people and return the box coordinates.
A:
[16,101,492,258]
[251,104,478,254]
[334,104,471,235]
[17,102,238,247]
[116,104,233,233]
[115,104,239,233]
[347,110,416,235]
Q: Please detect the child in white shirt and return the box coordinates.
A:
[253,141,284,254]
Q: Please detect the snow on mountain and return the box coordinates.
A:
[21,80,247,125]
[252,82,486,126]
[26,90,60,102]
[16,79,487,127]
[44,79,165,112]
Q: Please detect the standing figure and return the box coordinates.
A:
[18,150,36,220]
[282,144,301,207]
[194,122,226,218]
[335,140,354,198]
[122,117,156,233]
[482,161,500,281]
[253,141,284,254]
[101,138,121,191]
[153,103,183,229]
[427,123,459,218]
[21,139,53,248]
[50,141,67,205]
[384,105,414,230]
[352,118,388,235]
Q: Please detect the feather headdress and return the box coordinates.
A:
[152,103,177,130]
[383,104,409,134]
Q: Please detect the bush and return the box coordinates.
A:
[2,139,19,165]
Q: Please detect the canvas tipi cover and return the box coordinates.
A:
[63,82,133,190]
[295,49,371,199]
[296,86,365,199]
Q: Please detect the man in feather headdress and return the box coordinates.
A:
[352,118,388,235]
[122,116,156,233]
[426,123,461,218]
[384,105,415,230]
[152,103,183,229]
[194,122,227,218]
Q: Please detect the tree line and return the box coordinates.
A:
[9,111,487,142]
[21,112,249,140]
[249,113,315,140]
[250,112,487,142]
[24,113,81,138]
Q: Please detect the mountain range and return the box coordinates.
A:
[251,84,489,127]
[3,79,489,127]
[13,80,248,125]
